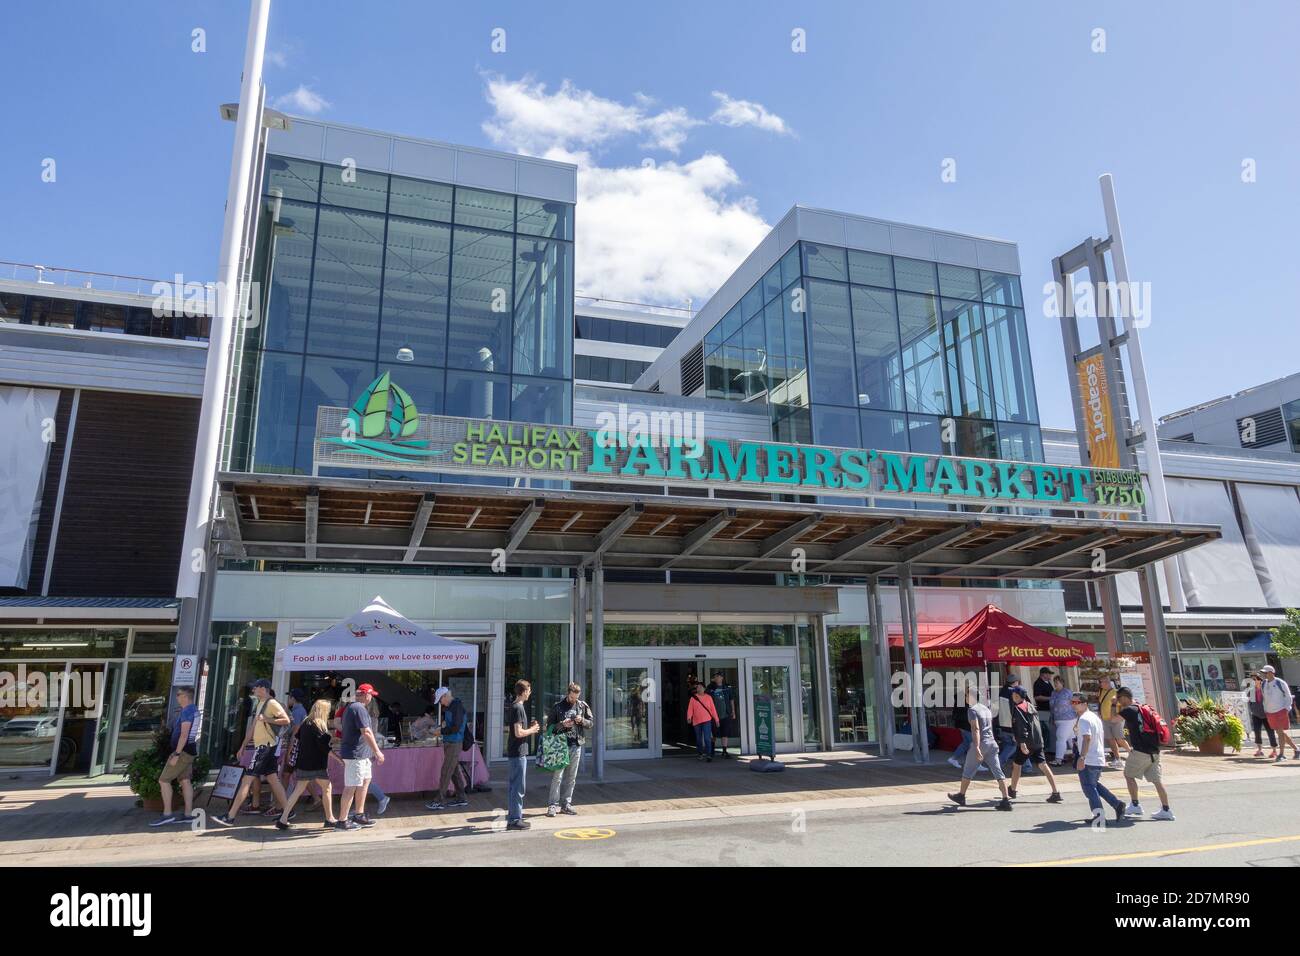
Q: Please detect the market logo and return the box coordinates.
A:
[322,373,446,464]
[347,618,417,639]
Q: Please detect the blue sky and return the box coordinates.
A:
[3,1,1297,427]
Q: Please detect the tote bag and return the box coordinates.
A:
[537,728,571,772]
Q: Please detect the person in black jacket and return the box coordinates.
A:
[275,699,338,830]
[1007,687,1062,803]
[546,682,593,817]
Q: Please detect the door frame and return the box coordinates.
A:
[602,656,660,760]
[740,650,802,754]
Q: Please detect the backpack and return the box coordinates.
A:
[1137,703,1171,746]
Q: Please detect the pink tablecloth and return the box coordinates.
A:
[326,744,489,794]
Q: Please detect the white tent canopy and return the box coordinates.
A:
[278,596,479,672]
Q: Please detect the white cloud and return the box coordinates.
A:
[265,48,289,69]
[271,85,331,115]
[481,77,769,308]
[482,76,700,155]
[709,92,791,136]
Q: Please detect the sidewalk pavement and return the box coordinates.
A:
[1,747,1294,865]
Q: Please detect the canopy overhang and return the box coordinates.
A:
[905,603,1097,667]
[214,472,1220,581]
[277,595,479,672]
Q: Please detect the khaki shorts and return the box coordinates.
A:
[159,751,195,783]
[1124,749,1162,783]
[1104,718,1125,742]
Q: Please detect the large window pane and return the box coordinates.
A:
[828,625,874,744]
[894,257,939,295]
[848,250,893,289]
[380,363,443,418]
[780,243,802,288]
[953,417,998,458]
[741,283,763,320]
[379,217,450,367]
[320,164,389,213]
[941,298,995,419]
[387,176,453,222]
[306,206,385,359]
[516,197,573,240]
[981,271,1023,307]
[445,369,509,419]
[448,227,513,372]
[906,413,943,454]
[264,157,320,203]
[813,405,861,447]
[512,238,572,379]
[806,279,854,405]
[998,422,1044,462]
[511,376,570,424]
[455,188,514,232]
[252,351,303,474]
[260,199,317,353]
[299,355,377,471]
[897,292,947,415]
[986,305,1039,423]
[937,263,980,301]
[860,409,908,451]
[802,242,849,282]
[851,285,903,410]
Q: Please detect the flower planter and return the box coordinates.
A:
[1197,735,1225,756]
[140,796,164,812]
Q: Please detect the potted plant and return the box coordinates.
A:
[1175,696,1245,755]
[124,728,212,810]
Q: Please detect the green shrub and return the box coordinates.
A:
[123,728,212,802]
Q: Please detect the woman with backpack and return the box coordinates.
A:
[1116,686,1174,820]
[275,699,338,830]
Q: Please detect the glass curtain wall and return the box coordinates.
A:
[230,158,574,476]
[701,242,1041,464]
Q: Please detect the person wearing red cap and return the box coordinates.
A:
[336,684,386,830]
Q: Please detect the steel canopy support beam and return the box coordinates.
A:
[809,518,902,571]
[662,508,735,568]
[503,498,545,559]
[217,487,247,559]
[304,489,319,561]
[735,512,823,571]
[403,493,436,562]
[1056,533,1183,580]
[934,528,1051,577]
[594,504,644,558]
[1139,562,1179,719]
[996,530,1116,577]
[898,564,929,764]
[591,557,606,782]
[867,575,893,757]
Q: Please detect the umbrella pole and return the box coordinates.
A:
[470,661,478,788]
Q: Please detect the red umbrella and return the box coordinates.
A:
[895,604,1096,668]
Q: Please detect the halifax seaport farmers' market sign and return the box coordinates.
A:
[312,375,1144,514]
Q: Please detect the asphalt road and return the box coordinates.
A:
[113,773,1300,868]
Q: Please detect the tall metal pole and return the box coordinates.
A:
[177,0,271,601]
[591,558,605,782]
[1099,173,1187,613]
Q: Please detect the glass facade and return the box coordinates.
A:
[231,157,575,475]
[702,241,1042,463]
[1,290,210,341]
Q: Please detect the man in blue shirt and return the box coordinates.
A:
[426,686,469,810]
[152,686,200,827]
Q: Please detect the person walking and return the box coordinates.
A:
[275,699,338,830]
[1072,691,1127,824]
[426,686,469,811]
[1244,672,1278,758]
[1115,687,1174,821]
[1049,676,1075,765]
[947,684,1013,811]
[686,681,720,762]
[506,679,540,830]
[947,696,972,769]
[1097,676,1128,768]
[211,679,292,827]
[1260,665,1299,761]
[707,672,739,758]
[151,686,200,827]
[335,683,386,830]
[1006,687,1062,803]
[547,682,592,818]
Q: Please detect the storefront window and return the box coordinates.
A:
[797,624,822,747]
[701,624,795,646]
[603,623,698,647]
[827,625,874,744]
[203,622,277,761]
[130,631,177,656]
[503,623,570,756]
[0,628,128,660]
[114,660,173,770]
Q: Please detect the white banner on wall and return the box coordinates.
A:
[0,386,60,589]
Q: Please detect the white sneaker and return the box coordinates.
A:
[1108,760,1124,769]
[546,805,558,818]
[947,757,961,769]
[1125,803,1144,817]
[1152,808,1176,821]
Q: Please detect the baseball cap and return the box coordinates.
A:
[1070,691,1087,702]
[250,678,272,690]
[433,686,451,704]
[1039,667,1054,675]
[1261,665,1276,674]
[356,683,378,696]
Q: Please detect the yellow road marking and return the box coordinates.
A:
[554,827,615,841]
[1010,833,1300,867]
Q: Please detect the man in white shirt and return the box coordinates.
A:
[1072,691,1127,824]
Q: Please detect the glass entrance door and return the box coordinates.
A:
[89,662,125,777]
[604,661,658,758]
[747,662,797,753]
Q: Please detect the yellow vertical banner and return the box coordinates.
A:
[1076,354,1120,470]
